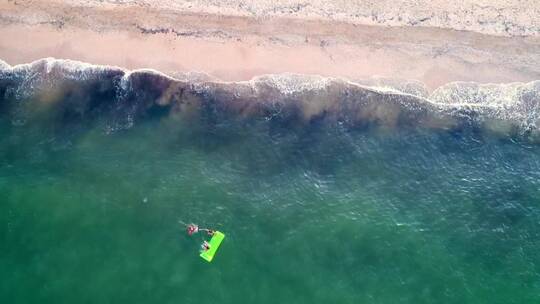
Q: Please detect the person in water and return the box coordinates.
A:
[186,223,215,238]
[187,224,199,235]
[201,240,210,252]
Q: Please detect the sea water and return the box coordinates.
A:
[1,59,540,303]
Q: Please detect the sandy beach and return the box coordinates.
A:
[1,0,539,90]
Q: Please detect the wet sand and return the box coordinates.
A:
[1,0,539,90]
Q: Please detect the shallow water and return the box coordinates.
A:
[2,107,540,303]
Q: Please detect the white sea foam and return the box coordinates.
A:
[2,58,540,135]
[0,59,11,71]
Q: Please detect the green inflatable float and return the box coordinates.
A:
[200,231,225,262]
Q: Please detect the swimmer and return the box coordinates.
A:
[197,228,215,236]
[201,240,210,252]
[186,224,199,236]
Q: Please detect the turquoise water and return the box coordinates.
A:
[1,60,540,303]
[2,111,540,303]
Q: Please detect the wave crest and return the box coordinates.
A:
[1,58,539,139]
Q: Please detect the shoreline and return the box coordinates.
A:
[1,56,539,143]
[1,0,539,92]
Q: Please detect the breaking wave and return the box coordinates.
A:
[1,58,539,139]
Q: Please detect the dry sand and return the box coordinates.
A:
[1,0,539,90]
